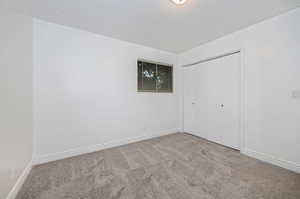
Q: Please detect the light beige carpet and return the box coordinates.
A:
[17,133,300,199]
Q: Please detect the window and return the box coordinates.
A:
[137,60,173,93]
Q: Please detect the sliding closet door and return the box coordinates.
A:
[184,53,240,150]
[183,65,198,134]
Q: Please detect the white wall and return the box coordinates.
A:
[33,19,180,163]
[0,8,33,199]
[180,8,300,172]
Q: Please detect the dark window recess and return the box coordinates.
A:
[137,60,173,93]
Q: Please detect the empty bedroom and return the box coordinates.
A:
[1,0,300,198]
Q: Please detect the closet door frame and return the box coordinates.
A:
[182,48,246,152]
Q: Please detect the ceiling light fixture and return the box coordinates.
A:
[170,0,188,5]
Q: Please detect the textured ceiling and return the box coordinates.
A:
[31,0,300,53]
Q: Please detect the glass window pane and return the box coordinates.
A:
[141,62,157,91]
[157,65,173,92]
[138,60,173,93]
[142,62,156,91]
[137,61,143,91]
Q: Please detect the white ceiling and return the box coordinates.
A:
[31,0,300,53]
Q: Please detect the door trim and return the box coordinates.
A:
[182,50,241,68]
[181,49,246,152]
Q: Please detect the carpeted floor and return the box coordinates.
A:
[17,133,300,199]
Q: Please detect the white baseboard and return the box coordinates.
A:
[6,161,32,199]
[241,149,300,174]
[33,129,179,165]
